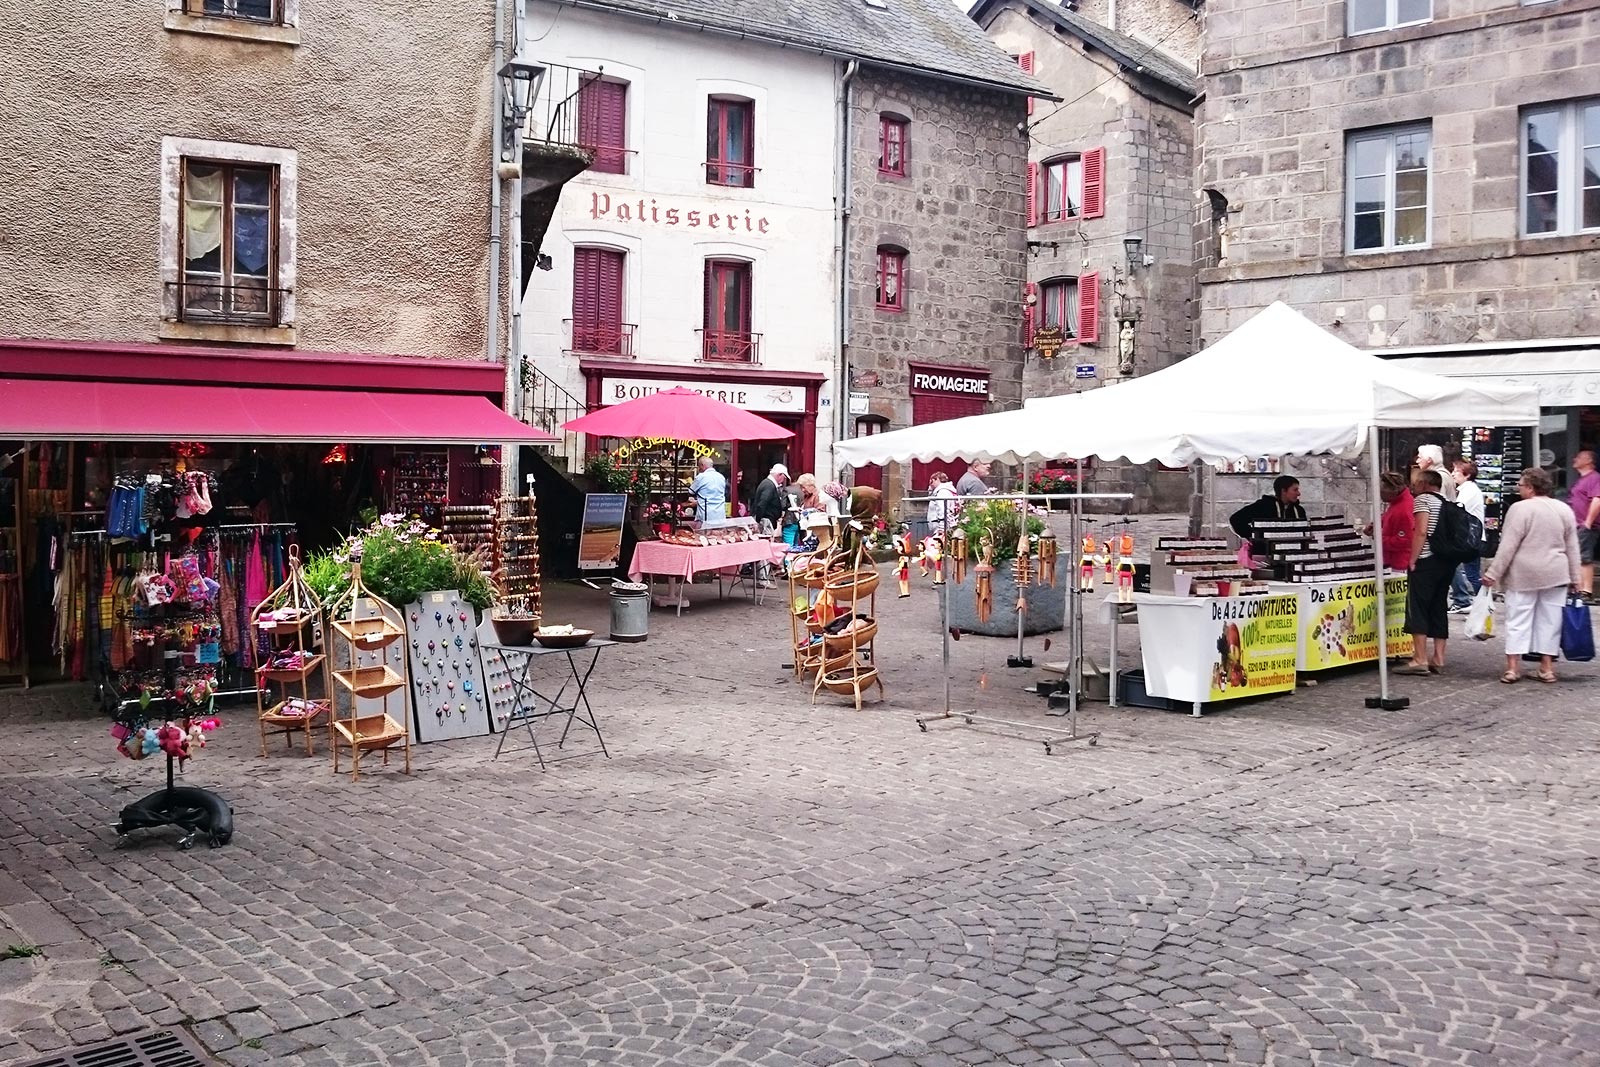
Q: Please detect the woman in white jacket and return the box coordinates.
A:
[1482,466,1581,683]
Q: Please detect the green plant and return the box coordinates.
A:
[244,1038,264,1050]
[954,500,1047,563]
[2,944,43,960]
[304,515,494,612]
[583,451,631,493]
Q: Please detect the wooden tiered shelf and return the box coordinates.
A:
[252,545,329,757]
[323,561,412,780]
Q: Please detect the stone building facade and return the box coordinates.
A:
[1196,0,1600,516]
[1,0,502,359]
[974,0,1201,511]
[844,67,1032,505]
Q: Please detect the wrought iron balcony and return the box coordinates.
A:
[704,161,758,188]
[697,329,761,364]
[167,280,289,327]
[565,320,636,358]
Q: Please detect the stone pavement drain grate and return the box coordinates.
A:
[11,1029,215,1067]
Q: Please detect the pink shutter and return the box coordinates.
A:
[572,248,599,348]
[900,120,909,173]
[598,249,624,347]
[1018,52,1035,115]
[600,81,627,174]
[1026,162,1037,227]
[1081,147,1105,220]
[1023,281,1036,347]
[1077,271,1100,345]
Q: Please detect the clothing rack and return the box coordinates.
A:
[68,522,296,539]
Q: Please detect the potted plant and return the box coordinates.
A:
[304,514,493,618]
[946,500,1064,636]
[1029,466,1078,510]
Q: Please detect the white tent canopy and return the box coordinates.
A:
[834,302,1541,468]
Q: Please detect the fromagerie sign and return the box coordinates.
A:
[910,369,989,397]
[589,192,772,235]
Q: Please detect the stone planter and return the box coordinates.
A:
[945,560,1065,637]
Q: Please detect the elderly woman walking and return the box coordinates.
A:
[1482,466,1581,683]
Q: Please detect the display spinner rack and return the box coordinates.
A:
[252,545,328,756]
[323,562,412,779]
[491,491,542,623]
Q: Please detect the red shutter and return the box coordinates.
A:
[597,249,624,340]
[702,260,714,331]
[1018,52,1035,115]
[1026,162,1037,227]
[900,120,909,173]
[572,247,599,348]
[1023,281,1036,347]
[1077,271,1100,345]
[1081,146,1105,220]
[739,262,753,333]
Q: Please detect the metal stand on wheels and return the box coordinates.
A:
[906,488,1131,754]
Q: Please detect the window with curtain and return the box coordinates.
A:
[703,259,754,361]
[1040,155,1083,223]
[180,159,278,323]
[879,116,908,176]
[875,248,905,310]
[1039,277,1079,339]
[706,97,755,187]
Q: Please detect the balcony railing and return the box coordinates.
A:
[697,329,761,364]
[522,63,608,156]
[565,320,636,358]
[704,160,758,188]
[167,280,290,327]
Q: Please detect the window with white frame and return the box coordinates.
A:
[1347,124,1432,253]
[1348,0,1430,35]
[1522,99,1600,237]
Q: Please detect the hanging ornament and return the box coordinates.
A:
[1079,534,1097,591]
[1102,540,1116,585]
[1117,530,1136,603]
[950,529,967,585]
[895,528,913,599]
[974,536,995,624]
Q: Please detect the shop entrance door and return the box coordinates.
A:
[734,419,796,515]
[910,393,981,493]
[852,417,885,491]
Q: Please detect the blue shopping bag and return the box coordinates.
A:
[1561,595,1594,662]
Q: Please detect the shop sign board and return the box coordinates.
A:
[848,392,869,415]
[599,376,807,414]
[577,493,628,572]
[1300,575,1413,671]
[1206,593,1299,701]
[909,368,989,398]
[1033,324,1066,360]
[608,436,716,461]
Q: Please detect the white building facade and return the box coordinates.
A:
[521,2,841,497]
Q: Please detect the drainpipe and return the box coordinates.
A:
[836,58,859,475]
[489,0,507,373]
[1107,0,1117,32]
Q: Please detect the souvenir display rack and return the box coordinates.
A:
[811,547,883,711]
[491,491,542,622]
[392,449,450,524]
[324,561,411,779]
[403,590,493,743]
[1459,426,1526,533]
[442,504,495,561]
[252,545,327,757]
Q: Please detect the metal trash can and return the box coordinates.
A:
[609,580,650,642]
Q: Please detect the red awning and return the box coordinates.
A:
[0,379,555,444]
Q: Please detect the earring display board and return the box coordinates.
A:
[474,618,522,731]
[403,589,493,743]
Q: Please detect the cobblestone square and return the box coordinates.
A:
[2,536,1598,1066]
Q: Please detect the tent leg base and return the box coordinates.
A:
[1365,695,1410,711]
[1007,655,1034,668]
[915,711,1098,753]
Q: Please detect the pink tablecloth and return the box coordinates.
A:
[627,538,784,582]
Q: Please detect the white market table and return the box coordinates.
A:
[1268,574,1413,672]
[1124,592,1301,716]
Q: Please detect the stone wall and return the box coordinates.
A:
[0,0,498,359]
[845,66,1030,505]
[1073,0,1202,64]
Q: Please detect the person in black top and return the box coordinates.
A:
[751,463,789,529]
[1229,475,1307,549]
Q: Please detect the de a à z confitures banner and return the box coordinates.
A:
[1209,593,1299,701]
[1304,575,1414,671]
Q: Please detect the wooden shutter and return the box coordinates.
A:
[1081,146,1105,220]
[737,262,752,333]
[1023,281,1036,347]
[598,81,627,174]
[1026,163,1037,227]
[1018,52,1035,116]
[1077,271,1100,345]
[572,247,600,348]
[597,249,624,335]
[702,260,715,330]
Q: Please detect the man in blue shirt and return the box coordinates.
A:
[691,456,727,524]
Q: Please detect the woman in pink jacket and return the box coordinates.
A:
[1482,466,1581,683]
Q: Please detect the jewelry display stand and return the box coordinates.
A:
[403,590,492,743]
[324,561,412,779]
[252,545,328,757]
[490,488,542,636]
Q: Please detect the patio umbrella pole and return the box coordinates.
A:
[1365,424,1408,712]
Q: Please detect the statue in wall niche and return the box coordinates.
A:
[1117,321,1136,376]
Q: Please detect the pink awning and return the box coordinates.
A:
[0,379,555,444]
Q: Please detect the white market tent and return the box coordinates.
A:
[835,301,1541,709]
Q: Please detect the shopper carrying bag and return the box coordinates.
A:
[1481,466,1582,683]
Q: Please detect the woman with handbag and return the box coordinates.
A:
[1481,466,1581,683]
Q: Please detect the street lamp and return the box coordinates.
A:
[498,57,547,162]
[1123,236,1144,273]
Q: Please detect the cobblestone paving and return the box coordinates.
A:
[2,516,1598,1066]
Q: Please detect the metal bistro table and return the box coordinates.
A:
[484,640,614,766]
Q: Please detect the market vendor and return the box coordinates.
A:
[690,457,727,525]
[1229,475,1307,549]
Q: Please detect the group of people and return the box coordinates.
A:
[1377,448,1594,683]
[924,460,994,535]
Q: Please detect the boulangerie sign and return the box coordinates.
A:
[599,376,807,414]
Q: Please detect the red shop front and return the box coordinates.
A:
[908,361,991,492]
[580,360,824,510]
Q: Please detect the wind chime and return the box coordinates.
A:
[1038,533,1058,587]
[1014,529,1032,616]
[974,535,995,624]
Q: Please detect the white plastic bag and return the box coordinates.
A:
[1465,587,1494,641]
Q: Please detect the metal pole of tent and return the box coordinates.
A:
[1365,424,1409,711]
[904,490,1127,752]
[1010,460,1032,668]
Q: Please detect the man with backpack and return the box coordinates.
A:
[1396,468,1484,676]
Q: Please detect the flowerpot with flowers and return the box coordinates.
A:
[1028,466,1079,510]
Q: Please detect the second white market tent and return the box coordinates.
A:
[835,301,1541,710]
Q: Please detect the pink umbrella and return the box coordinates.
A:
[563,387,793,441]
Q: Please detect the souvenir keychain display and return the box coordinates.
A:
[404,589,493,743]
